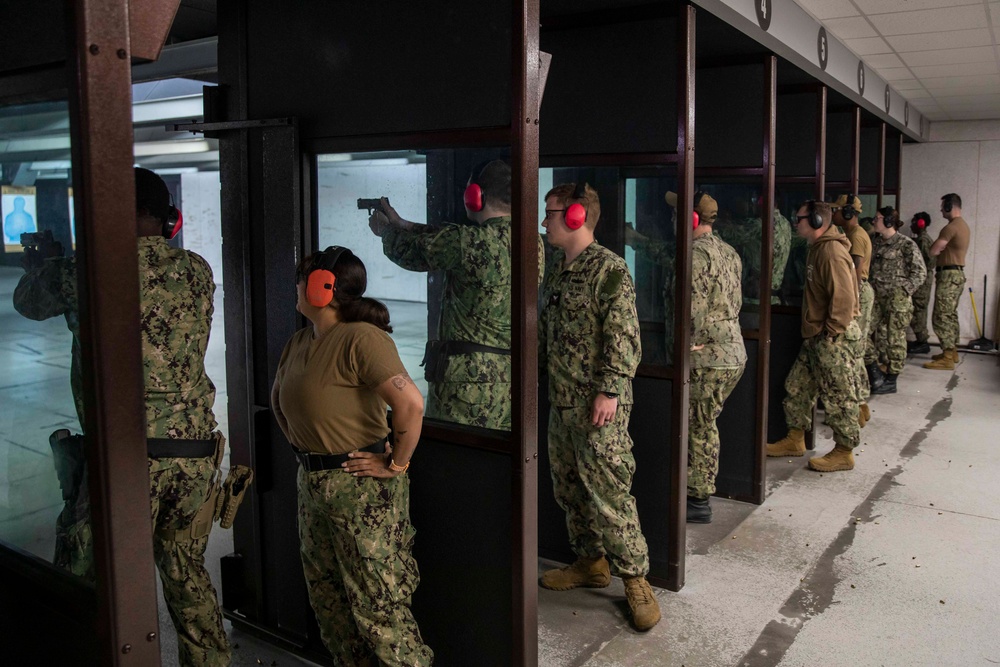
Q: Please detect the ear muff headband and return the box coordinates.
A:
[463,160,492,213]
[306,246,348,308]
[941,195,955,213]
[807,200,824,229]
[841,193,857,221]
[565,182,588,230]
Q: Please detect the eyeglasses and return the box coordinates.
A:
[545,209,566,218]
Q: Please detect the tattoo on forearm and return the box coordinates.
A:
[390,373,412,391]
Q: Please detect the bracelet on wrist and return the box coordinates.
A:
[388,457,410,473]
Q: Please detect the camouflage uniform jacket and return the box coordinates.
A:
[717,209,791,302]
[382,216,544,352]
[691,233,747,370]
[13,236,218,439]
[540,243,641,407]
[870,232,927,297]
[915,230,936,288]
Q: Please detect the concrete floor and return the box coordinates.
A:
[5,264,1000,666]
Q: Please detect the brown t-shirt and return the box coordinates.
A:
[937,216,970,267]
[271,322,406,455]
[803,225,859,338]
[845,224,872,281]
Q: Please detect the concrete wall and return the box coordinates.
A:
[902,121,1000,344]
[180,170,224,285]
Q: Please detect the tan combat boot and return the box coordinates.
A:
[540,556,611,591]
[808,445,855,472]
[923,348,956,370]
[858,403,870,428]
[766,428,806,457]
[623,576,661,631]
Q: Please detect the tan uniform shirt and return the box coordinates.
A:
[802,225,860,338]
[846,224,872,281]
[272,322,405,455]
[937,216,970,267]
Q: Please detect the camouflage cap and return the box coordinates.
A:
[664,191,720,222]
[833,194,863,214]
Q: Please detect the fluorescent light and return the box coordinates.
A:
[133,140,210,157]
[153,167,201,175]
[30,160,73,170]
[317,153,352,163]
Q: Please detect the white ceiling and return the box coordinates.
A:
[794,0,1000,121]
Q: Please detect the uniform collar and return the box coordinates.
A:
[560,241,600,273]
[138,235,168,248]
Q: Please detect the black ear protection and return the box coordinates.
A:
[163,199,182,240]
[692,191,706,229]
[805,200,824,230]
[305,246,348,308]
[565,182,588,230]
[463,160,491,213]
[840,193,857,221]
[941,194,957,213]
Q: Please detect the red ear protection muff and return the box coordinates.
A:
[305,246,348,308]
[692,211,700,229]
[564,182,588,230]
[463,160,493,213]
[914,217,926,229]
[163,205,182,240]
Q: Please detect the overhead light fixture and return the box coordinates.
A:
[30,160,73,170]
[153,167,201,175]
[133,140,211,157]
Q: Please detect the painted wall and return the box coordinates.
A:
[902,120,1000,344]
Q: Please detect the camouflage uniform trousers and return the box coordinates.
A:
[854,281,874,400]
[932,269,966,350]
[548,404,649,577]
[150,456,232,667]
[687,365,745,500]
[783,325,861,450]
[427,352,510,430]
[910,279,933,343]
[297,467,433,667]
[870,287,913,375]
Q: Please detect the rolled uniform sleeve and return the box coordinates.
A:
[13,257,78,321]
[596,266,641,396]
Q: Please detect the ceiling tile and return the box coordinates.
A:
[824,16,879,39]
[865,53,905,69]
[867,5,987,35]
[886,28,993,52]
[922,74,1000,88]
[911,61,1000,79]
[894,79,927,90]
[879,67,916,81]
[796,0,860,20]
[932,94,1000,105]
[901,47,997,68]
[844,36,894,55]
[902,89,934,98]
[991,2,1000,25]
[855,0,985,14]
[942,110,1000,120]
[924,84,1000,97]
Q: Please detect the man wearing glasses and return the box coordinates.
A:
[767,200,862,473]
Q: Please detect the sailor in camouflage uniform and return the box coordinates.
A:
[907,212,936,354]
[537,182,661,632]
[13,168,230,666]
[369,160,544,430]
[767,201,862,473]
[867,208,926,394]
[716,204,792,306]
[686,202,747,524]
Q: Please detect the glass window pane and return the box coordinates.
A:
[777,185,817,307]
[316,148,523,432]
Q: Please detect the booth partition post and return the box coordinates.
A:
[817,87,827,199]
[877,122,886,209]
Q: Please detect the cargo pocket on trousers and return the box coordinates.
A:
[353,507,419,609]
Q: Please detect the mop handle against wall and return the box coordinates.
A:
[968,287,985,338]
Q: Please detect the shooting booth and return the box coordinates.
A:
[535,0,695,594]
[210,0,541,665]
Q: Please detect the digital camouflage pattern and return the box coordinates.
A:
[688,366,745,499]
[151,455,231,667]
[933,269,967,349]
[382,216,544,430]
[13,237,229,664]
[717,209,792,304]
[297,467,433,667]
[868,233,926,373]
[783,321,861,450]
[540,243,641,406]
[910,231,936,342]
[690,232,747,369]
[547,405,649,577]
[627,233,677,362]
[854,281,874,398]
[869,288,914,374]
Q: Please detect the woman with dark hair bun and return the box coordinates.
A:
[271,247,433,666]
[865,209,927,395]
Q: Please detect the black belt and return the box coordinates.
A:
[147,438,216,458]
[936,265,963,272]
[443,340,510,356]
[294,437,388,472]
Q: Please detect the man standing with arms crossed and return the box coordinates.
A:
[767,201,862,473]
[537,182,660,631]
[923,193,970,371]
